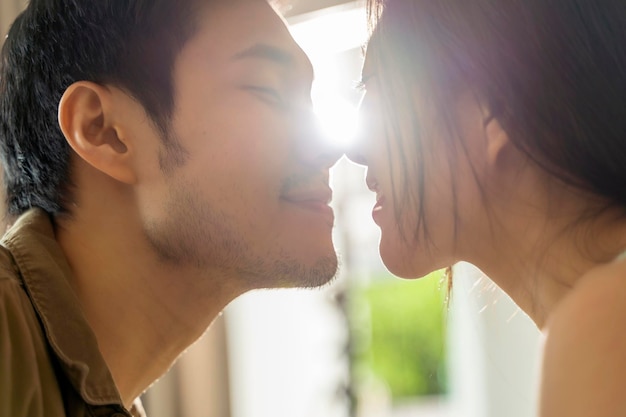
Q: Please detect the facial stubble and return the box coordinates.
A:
[142,175,338,290]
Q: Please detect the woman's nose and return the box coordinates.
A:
[344,94,374,166]
[295,109,345,169]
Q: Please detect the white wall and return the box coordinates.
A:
[225,288,351,417]
[448,263,542,417]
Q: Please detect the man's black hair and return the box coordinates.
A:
[0,0,199,216]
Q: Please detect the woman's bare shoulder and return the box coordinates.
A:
[539,258,626,417]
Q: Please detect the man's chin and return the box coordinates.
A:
[242,253,339,291]
[298,254,340,289]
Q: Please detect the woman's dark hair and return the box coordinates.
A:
[366,0,626,243]
[0,0,200,216]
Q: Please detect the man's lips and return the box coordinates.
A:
[282,188,335,227]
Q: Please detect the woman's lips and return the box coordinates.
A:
[372,195,384,224]
[374,195,384,210]
[366,175,384,224]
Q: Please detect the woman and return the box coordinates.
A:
[347,0,626,415]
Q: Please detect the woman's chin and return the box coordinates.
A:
[379,243,434,279]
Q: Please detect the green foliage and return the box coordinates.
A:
[350,271,448,401]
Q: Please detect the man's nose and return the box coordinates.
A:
[343,95,371,167]
[296,111,344,169]
[303,142,343,170]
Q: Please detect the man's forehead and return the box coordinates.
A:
[196,2,304,54]
[196,0,289,37]
[178,0,313,79]
[268,0,292,14]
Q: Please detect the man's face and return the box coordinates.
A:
[132,0,339,290]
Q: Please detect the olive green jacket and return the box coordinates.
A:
[0,209,144,417]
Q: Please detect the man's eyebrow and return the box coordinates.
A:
[231,43,294,67]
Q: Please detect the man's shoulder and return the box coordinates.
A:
[0,236,44,351]
[0,240,67,417]
[0,239,29,308]
[0,208,63,295]
[0,213,58,363]
[0,242,21,284]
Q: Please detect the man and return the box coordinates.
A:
[0,0,340,416]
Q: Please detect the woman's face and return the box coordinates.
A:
[350,41,488,278]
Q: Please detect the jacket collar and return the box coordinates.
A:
[2,208,123,406]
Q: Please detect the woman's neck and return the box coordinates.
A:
[468,191,626,329]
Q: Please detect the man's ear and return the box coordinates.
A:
[58,81,136,184]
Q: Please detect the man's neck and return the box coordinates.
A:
[55,208,242,408]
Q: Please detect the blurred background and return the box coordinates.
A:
[1,1,542,416]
